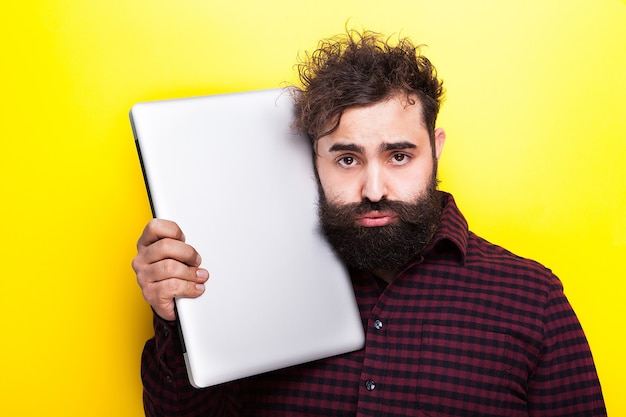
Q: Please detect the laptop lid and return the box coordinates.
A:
[130,88,364,388]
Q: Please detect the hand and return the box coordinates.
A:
[132,219,208,321]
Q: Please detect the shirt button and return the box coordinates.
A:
[365,380,376,391]
[374,319,383,330]
[163,326,170,337]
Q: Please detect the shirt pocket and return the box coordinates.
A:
[416,324,525,417]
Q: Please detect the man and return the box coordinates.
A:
[132,30,606,416]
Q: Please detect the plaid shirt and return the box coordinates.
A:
[141,192,606,416]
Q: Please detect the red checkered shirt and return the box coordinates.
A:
[141,192,606,416]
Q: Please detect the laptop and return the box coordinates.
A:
[130,88,365,388]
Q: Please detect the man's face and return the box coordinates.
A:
[314,93,446,275]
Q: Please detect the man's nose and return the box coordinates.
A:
[361,164,387,203]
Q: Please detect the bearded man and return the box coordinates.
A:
[132,29,606,417]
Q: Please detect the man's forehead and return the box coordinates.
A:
[315,92,424,138]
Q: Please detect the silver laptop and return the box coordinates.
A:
[130,88,364,388]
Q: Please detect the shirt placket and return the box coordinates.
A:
[355,291,394,416]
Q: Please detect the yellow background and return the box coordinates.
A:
[1,0,624,415]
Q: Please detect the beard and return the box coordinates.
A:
[318,174,442,273]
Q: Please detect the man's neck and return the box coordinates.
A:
[373,269,396,283]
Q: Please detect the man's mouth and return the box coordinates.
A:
[355,211,398,227]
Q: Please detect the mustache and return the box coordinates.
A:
[319,197,428,227]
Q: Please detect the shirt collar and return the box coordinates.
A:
[421,191,469,265]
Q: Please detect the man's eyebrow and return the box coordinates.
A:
[328,143,364,153]
[380,141,417,152]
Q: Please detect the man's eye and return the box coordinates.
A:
[391,153,410,165]
[338,156,356,168]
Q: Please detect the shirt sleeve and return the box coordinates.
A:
[141,312,241,417]
[527,280,606,417]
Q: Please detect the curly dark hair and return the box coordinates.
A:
[292,29,444,148]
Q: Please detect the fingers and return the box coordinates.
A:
[140,234,201,268]
[141,270,208,321]
[137,218,186,250]
[132,218,209,320]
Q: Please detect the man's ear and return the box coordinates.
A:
[434,127,446,160]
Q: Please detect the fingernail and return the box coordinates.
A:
[196,269,208,279]
[195,284,205,292]
[195,254,202,265]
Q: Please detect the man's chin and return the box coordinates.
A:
[320,223,421,272]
